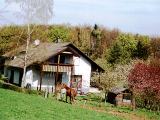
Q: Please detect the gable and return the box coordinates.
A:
[67,44,104,72]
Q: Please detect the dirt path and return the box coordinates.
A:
[108,110,148,120]
[78,105,149,120]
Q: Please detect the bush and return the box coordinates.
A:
[0,80,44,96]
[128,62,160,111]
[0,80,3,88]
[0,74,8,82]
[0,81,22,92]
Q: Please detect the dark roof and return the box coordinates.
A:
[3,42,104,72]
[109,87,128,94]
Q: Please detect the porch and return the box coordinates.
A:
[38,64,73,92]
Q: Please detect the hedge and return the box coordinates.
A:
[0,80,45,95]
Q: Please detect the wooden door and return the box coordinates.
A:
[56,73,62,85]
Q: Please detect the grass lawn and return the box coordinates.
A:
[76,94,160,120]
[0,88,122,120]
[0,88,159,120]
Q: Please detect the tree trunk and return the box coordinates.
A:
[104,91,107,105]
[131,92,136,110]
[21,24,31,88]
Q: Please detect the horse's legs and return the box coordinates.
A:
[70,95,72,104]
[72,96,74,102]
[66,95,68,103]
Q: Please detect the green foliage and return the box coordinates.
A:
[92,58,135,96]
[31,25,49,42]
[0,25,27,55]
[48,25,71,42]
[107,34,151,65]
[90,24,102,58]
[107,42,122,64]
[133,35,151,60]
[0,24,120,59]
[0,24,152,64]
[134,40,150,60]
[107,34,137,64]
[0,74,8,82]
[91,24,101,41]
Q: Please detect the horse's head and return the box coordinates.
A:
[61,83,68,89]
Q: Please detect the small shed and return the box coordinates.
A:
[107,87,132,106]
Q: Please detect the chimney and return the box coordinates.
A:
[34,39,40,46]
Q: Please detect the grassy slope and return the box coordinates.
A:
[76,94,160,120]
[0,88,121,120]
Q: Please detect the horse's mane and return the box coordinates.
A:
[62,83,70,90]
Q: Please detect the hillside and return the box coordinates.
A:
[0,88,121,120]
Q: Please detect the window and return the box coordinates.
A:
[122,93,131,103]
[60,55,65,63]
[53,55,65,64]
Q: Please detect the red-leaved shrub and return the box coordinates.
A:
[128,62,160,110]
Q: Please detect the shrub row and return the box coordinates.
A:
[135,95,160,111]
[0,80,45,96]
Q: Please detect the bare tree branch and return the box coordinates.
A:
[5,0,54,87]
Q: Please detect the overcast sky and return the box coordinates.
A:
[0,0,160,36]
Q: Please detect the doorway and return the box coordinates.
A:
[55,72,63,85]
[10,70,14,84]
[71,75,82,90]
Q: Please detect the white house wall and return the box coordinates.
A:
[73,56,91,94]
[25,69,33,86]
[25,68,55,92]
[32,68,40,89]
[25,67,70,92]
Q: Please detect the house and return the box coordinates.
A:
[107,87,132,106]
[1,42,104,94]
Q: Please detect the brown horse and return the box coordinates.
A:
[58,83,77,104]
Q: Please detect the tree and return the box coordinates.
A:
[133,35,151,60]
[0,26,27,55]
[128,62,160,110]
[5,0,54,87]
[107,33,137,65]
[150,37,160,58]
[90,24,102,58]
[5,0,53,24]
[48,25,70,42]
[100,28,119,58]
[134,41,148,59]
[107,43,122,64]
[92,58,134,103]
